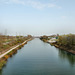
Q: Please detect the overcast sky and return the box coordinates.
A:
[0,0,75,36]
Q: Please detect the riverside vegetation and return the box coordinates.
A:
[40,34,75,54]
[40,35,49,42]
[0,35,32,70]
[0,35,32,54]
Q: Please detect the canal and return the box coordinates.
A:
[0,38,75,75]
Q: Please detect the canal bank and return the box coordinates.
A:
[0,38,33,70]
[50,43,75,55]
[40,36,75,55]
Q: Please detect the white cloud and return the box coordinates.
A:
[11,0,25,5]
[0,0,62,9]
[27,0,46,9]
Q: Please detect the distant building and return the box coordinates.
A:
[47,38,57,43]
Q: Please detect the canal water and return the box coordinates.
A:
[0,38,75,75]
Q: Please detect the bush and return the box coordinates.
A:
[58,34,75,47]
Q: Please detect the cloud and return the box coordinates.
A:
[27,0,46,9]
[0,0,62,9]
[11,0,25,5]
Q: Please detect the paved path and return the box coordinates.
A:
[0,39,32,59]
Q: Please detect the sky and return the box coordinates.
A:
[0,0,75,36]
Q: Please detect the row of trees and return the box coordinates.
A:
[40,35,49,42]
[57,34,75,48]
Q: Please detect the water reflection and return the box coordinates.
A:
[58,48,75,66]
[0,69,2,75]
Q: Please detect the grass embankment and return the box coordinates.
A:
[0,41,27,70]
[0,35,32,54]
[0,35,32,70]
[40,34,75,54]
[53,34,75,54]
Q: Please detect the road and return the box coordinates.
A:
[0,39,32,59]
